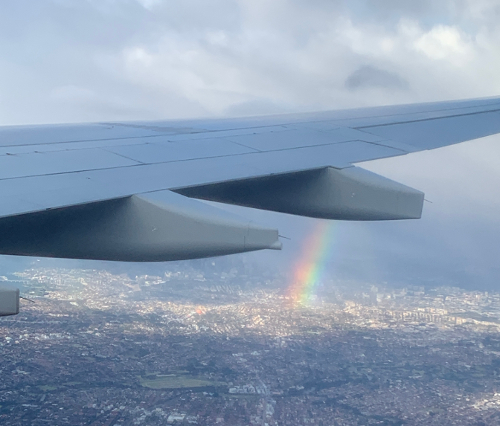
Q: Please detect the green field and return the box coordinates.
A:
[39,385,58,391]
[139,375,216,389]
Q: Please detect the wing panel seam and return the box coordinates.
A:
[355,108,500,130]
[0,140,400,182]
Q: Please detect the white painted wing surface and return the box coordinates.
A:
[0,96,498,263]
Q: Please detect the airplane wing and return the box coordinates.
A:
[0,96,499,265]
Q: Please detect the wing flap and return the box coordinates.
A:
[104,137,255,164]
[0,148,138,180]
[0,123,160,147]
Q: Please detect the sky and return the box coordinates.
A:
[1,0,500,290]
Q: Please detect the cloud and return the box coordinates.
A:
[1,0,500,124]
[135,0,161,10]
[414,25,473,62]
[224,99,295,117]
[345,66,409,90]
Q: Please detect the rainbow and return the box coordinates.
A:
[287,220,335,305]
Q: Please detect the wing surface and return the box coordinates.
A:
[0,96,499,263]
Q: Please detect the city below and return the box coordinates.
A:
[1,260,500,425]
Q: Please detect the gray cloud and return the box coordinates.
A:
[1,0,500,124]
[345,66,409,91]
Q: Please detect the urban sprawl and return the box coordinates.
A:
[1,261,500,425]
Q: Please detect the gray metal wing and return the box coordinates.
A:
[0,96,499,263]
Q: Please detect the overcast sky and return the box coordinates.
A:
[1,0,500,289]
